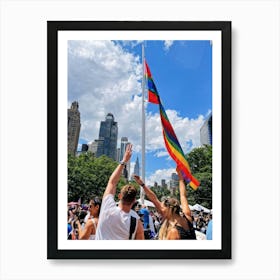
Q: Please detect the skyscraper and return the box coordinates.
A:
[170,173,179,187]
[200,113,212,145]
[88,139,101,155]
[81,144,88,152]
[133,156,140,176]
[68,101,81,156]
[95,113,118,160]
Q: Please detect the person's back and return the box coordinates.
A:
[95,144,144,240]
[174,215,196,240]
[95,194,139,240]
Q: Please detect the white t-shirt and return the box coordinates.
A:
[95,194,140,240]
[149,215,156,233]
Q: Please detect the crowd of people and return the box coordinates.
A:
[193,211,212,234]
[67,144,212,240]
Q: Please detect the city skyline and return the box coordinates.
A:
[71,105,211,186]
[68,40,212,186]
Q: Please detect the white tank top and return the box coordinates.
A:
[89,218,97,240]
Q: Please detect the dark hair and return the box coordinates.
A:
[90,196,101,206]
[120,185,137,205]
[132,201,140,210]
[90,196,102,216]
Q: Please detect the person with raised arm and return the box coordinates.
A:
[133,167,196,240]
[95,144,144,240]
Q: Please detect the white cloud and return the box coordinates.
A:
[68,40,142,147]
[154,150,169,158]
[121,40,144,48]
[146,168,175,187]
[164,40,174,51]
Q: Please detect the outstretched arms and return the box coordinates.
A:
[176,167,192,220]
[103,144,132,198]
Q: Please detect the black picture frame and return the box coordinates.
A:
[47,21,231,259]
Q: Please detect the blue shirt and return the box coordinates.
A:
[138,208,150,229]
[206,220,212,240]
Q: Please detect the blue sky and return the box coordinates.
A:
[68,40,212,186]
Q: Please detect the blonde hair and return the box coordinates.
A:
[158,197,181,240]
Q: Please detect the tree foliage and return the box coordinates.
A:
[150,185,171,201]
[68,153,129,203]
[173,145,212,209]
[186,145,212,209]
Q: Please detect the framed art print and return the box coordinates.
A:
[47,21,231,259]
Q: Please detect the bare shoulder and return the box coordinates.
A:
[85,219,94,230]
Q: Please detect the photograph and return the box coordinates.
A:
[2,0,280,278]
[47,21,231,259]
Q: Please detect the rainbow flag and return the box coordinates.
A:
[145,60,200,190]
[145,61,160,104]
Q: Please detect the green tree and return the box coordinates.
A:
[173,145,212,209]
[150,185,171,201]
[68,153,128,203]
[186,145,212,209]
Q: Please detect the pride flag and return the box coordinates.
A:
[145,61,160,104]
[145,60,200,190]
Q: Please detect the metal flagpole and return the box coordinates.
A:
[140,42,145,204]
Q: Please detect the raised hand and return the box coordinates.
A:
[122,143,132,163]
[133,174,144,186]
[176,166,184,180]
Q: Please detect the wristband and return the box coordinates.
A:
[120,161,126,166]
[140,183,145,186]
